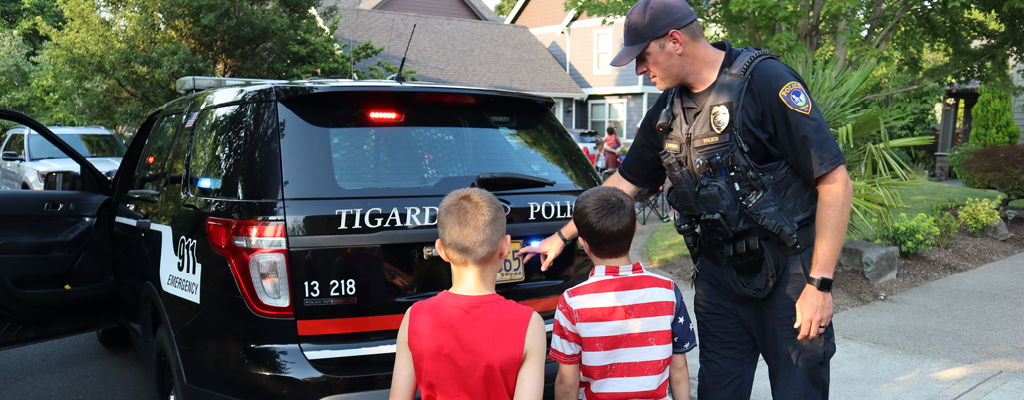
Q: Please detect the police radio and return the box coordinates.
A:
[656,88,676,133]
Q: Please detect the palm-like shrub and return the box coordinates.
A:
[786,55,935,237]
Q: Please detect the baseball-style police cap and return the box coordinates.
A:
[610,0,698,67]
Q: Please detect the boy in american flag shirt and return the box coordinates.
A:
[549,186,696,400]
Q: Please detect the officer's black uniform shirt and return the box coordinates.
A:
[619,41,847,190]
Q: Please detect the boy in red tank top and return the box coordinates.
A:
[548,187,696,400]
[390,188,546,400]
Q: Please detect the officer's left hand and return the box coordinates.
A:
[794,285,833,340]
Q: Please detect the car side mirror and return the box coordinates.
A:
[44,171,81,191]
[2,151,24,161]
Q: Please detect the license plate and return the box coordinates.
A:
[497,240,525,284]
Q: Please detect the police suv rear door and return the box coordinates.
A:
[274,86,601,380]
[0,109,119,349]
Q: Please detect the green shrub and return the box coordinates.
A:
[959,197,1002,236]
[949,142,983,186]
[932,211,960,248]
[956,144,1024,214]
[878,213,938,258]
[971,83,1021,146]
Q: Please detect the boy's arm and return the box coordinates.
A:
[669,354,690,400]
[513,312,546,400]
[554,363,581,400]
[389,309,416,400]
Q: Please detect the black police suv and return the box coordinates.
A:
[0,77,602,399]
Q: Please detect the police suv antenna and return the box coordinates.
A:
[393,24,416,83]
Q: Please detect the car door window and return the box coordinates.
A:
[133,115,181,191]
[3,134,24,156]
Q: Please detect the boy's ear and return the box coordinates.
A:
[578,236,591,254]
[497,234,511,261]
[435,239,451,263]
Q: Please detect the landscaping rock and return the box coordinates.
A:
[839,240,899,284]
[981,220,1011,241]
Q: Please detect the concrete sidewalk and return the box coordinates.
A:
[630,220,1024,399]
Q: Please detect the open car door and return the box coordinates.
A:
[0,109,118,350]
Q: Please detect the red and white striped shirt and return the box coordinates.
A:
[549,262,696,400]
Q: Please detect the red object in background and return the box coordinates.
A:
[582,146,597,165]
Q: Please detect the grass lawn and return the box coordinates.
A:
[645,178,1023,264]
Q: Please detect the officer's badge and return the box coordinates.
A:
[710,105,730,133]
[779,82,812,114]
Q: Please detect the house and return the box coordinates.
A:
[505,0,661,143]
[320,0,586,116]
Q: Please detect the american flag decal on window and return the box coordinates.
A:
[184,112,199,128]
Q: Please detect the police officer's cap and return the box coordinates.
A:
[610,0,698,67]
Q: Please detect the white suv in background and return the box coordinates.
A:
[1,125,126,190]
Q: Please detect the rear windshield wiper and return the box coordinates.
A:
[473,172,555,192]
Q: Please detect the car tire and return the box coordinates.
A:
[153,325,183,400]
[95,325,130,347]
[21,183,29,189]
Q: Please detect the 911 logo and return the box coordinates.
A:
[176,236,199,275]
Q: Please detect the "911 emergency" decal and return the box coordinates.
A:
[154,223,202,304]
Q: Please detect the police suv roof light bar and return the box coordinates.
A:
[175,76,289,95]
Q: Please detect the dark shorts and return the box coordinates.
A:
[693,245,836,400]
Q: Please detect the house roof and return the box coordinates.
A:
[327,0,501,22]
[323,7,586,99]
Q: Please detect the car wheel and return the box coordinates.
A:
[21,183,29,189]
[154,325,183,400]
[95,325,130,347]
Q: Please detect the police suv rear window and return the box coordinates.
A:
[188,102,282,200]
[277,91,594,198]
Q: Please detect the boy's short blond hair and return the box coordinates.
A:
[437,188,507,265]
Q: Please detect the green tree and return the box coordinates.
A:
[567,0,1024,101]
[493,0,518,18]
[971,60,1021,146]
[3,0,407,131]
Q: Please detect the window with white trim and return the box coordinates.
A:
[589,100,628,139]
[594,29,612,74]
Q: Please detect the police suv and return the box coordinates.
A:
[0,77,601,399]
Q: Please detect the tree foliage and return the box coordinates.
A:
[567,0,1024,100]
[493,0,518,18]
[0,0,407,132]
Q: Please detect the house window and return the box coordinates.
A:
[594,29,612,74]
[589,100,628,139]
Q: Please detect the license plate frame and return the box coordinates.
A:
[497,240,525,284]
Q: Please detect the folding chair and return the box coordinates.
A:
[634,188,670,225]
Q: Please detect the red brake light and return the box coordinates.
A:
[207,217,292,318]
[369,111,401,120]
[146,156,155,164]
[416,93,480,105]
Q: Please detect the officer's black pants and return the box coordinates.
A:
[694,245,835,399]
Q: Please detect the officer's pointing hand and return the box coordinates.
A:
[519,234,566,272]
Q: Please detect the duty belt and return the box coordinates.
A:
[700,222,816,268]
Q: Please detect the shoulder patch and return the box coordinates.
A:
[778,82,812,115]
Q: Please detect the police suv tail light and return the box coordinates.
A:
[207,217,293,318]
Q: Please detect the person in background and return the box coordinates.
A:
[603,124,622,174]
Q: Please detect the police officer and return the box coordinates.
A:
[520,0,853,398]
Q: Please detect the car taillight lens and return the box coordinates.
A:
[207,217,293,318]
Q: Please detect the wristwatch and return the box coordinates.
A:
[807,276,834,292]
